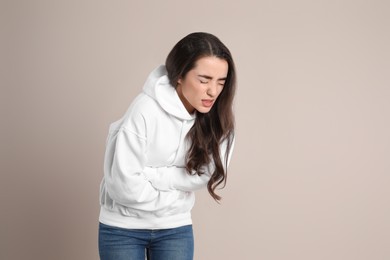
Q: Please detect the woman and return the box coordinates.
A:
[98,32,237,260]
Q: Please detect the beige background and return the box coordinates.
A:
[2,0,390,259]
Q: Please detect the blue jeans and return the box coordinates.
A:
[98,222,194,260]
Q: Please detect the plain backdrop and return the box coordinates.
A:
[2,0,390,259]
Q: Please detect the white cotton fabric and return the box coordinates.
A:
[99,65,234,229]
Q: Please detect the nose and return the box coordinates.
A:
[207,82,218,97]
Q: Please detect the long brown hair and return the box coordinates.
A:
[165,32,236,201]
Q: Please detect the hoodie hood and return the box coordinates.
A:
[142,65,196,121]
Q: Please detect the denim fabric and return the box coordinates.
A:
[98,222,194,260]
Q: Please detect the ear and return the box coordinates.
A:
[177,78,182,85]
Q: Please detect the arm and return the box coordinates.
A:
[145,135,235,192]
[144,165,211,192]
[103,127,177,211]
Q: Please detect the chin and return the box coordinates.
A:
[196,107,212,114]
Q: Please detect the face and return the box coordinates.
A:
[176,56,228,114]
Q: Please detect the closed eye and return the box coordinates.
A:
[198,75,212,84]
[198,75,226,85]
[218,80,226,86]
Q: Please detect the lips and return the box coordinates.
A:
[201,99,214,107]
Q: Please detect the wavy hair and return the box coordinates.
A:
[165,32,236,201]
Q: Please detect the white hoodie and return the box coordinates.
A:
[99,65,234,229]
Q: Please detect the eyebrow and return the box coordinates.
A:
[198,75,227,81]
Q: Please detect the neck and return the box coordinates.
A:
[176,86,195,114]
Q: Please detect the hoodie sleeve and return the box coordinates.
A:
[145,135,235,192]
[104,127,180,211]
